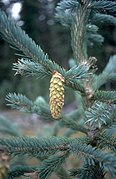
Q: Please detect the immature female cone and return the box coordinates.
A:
[49,71,65,119]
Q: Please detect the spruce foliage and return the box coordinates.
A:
[0,0,116,178]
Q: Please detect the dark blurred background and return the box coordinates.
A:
[0,0,116,108]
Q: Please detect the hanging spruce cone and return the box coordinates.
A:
[49,71,65,119]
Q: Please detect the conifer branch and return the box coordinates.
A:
[70,163,104,179]
[71,1,90,63]
[93,90,116,103]
[98,132,116,152]
[93,13,116,25]
[104,109,116,127]
[66,64,93,79]
[56,0,79,14]
[6,93,54,121]
[91,72,116,91]
[0,10,49,63]
[97,126,116,152]
[91,73,108,91]
[69,141,116,176]
[59,118,88,134]
[6,93,85,121]
[6,93,33,112]
[0,115,20,136]
[104,55,116,74]
[104,124,116,136]
[85,24,104,45]
[91,55,116,91]
[7,92,115,130]
[13,59,94,93]
[39,153,68,179]
[56,0,116,26]
[0,136,116,176]
[90,0,116,17]
[13,58,49,79]
[65,79,86,93]
[0,137,69,158]
[0,10,87,94]
[70,163,105,179]
[85,101,113,128]
[55,0,78,27]
[57,166,71,179]
[0,1,116,178]
[7,166,39,179]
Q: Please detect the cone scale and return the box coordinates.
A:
[49,71,65,119]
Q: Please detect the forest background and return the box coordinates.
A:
[0,0,116,108]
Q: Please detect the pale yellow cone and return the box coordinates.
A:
[49,71,65,119]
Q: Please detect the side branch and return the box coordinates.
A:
[0,10,86,94]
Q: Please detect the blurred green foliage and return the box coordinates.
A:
[0,0,115,107]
